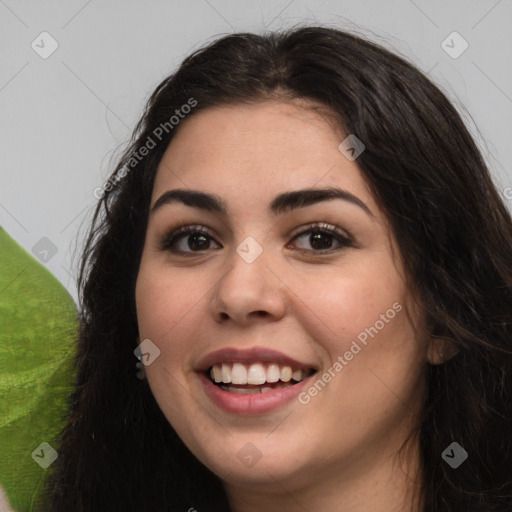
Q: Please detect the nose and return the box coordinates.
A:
[209,243,288,326]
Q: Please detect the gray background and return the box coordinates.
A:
[1,0,511,306]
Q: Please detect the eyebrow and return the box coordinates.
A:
[150,187,374,217]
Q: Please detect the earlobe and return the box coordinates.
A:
[427,337,459,365]
[134,335,146,380]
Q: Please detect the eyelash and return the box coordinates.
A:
[159,222,353,255]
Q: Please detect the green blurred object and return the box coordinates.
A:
[0,227,78,511]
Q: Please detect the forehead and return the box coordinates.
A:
[151,100,374,211]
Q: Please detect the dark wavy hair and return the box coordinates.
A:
[40,25,512,512]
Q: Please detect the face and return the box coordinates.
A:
[135,100,430,495]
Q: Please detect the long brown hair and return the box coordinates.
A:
[41,26,512,511]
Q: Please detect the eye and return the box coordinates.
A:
[159,225,221,254]
[288,222,353,253]
[159,222,353,255]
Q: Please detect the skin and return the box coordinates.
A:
[135,99,439,511]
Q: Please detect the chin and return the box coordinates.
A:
[186,431,313,489]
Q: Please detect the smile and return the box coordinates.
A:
[196,347,319,414]
[208,362,314,394]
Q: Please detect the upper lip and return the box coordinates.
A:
[195,347,318,372]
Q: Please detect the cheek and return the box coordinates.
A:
[134,261,214,376]
[134,262,209,422]
[286,258,407,355]
[136,261,207,338]
[292,267,424,443]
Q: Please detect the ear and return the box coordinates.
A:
[427,337,459,365]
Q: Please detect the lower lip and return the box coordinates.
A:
[198,372,315,415]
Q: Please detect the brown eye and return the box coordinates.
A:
[160,222,353,256]
[160,225,221,253]
[289,223,353,253]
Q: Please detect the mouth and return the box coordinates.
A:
[196,347,319,414]
[205,362,317,394]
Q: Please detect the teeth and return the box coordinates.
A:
[225,386,259,394]
[280,366,292,382]
[209,362,310,385]
[221,363,231,384]
[292,369,303,381]
[231,363,248,385]
[266,364,280,383]
[220,384,290,394]
[247,363,266,385]
[211,365,222,383]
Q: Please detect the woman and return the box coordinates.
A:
[42,26,512,511]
